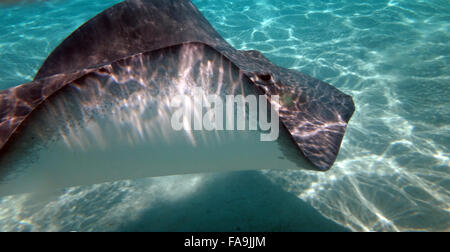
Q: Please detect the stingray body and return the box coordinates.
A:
[0,0,354,195]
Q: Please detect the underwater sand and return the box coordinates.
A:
[0,0,448,231]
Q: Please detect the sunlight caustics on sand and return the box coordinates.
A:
[0,0,448,231]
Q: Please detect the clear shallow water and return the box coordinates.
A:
[0,0,449,231]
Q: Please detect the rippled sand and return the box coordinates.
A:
[0,0,448,231]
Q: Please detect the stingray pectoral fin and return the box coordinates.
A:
[33,0,354,171]
[0,0,355,196]
[0,43,316,197]
[237,50,355,171]
[274,70,355,171]
[0,71,93,152]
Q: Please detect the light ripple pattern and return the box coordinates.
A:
[0,0,449,231]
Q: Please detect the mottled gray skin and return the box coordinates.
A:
[0,0,354,170]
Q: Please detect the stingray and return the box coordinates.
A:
[0,0,354,196]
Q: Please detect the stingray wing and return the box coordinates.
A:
[0,0,354,171]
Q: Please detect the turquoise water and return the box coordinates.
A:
[0,0,449,231]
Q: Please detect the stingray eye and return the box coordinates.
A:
[98,67,110,74]
[258,73,272,82]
